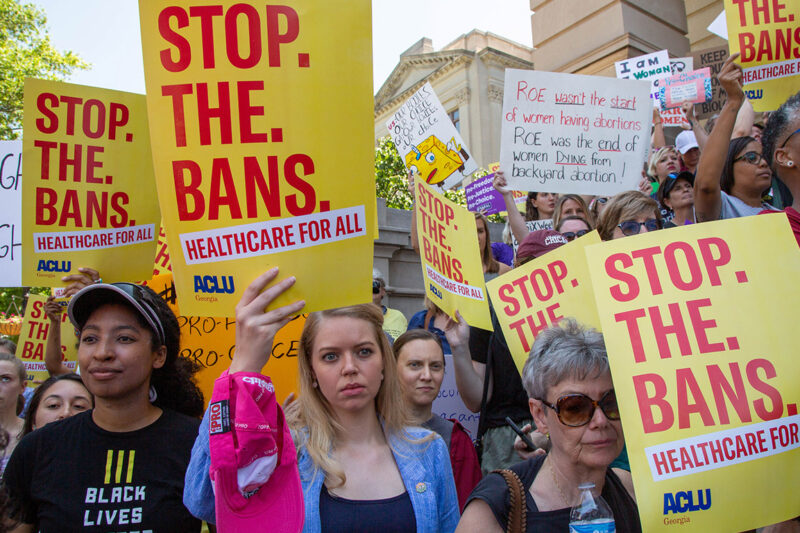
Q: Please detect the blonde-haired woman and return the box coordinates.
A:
[184,269,459,532]
[596,191,662,241]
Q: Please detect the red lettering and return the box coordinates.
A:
[633,373,674,433]
[265,5,299,67]
[746,358,783,420]
[605,253,638,302]
[676,368,716,429]
[158,6,191,72]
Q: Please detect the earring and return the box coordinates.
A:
[312,380,318,388]
[148,385,158,403]
[788,161,795,167]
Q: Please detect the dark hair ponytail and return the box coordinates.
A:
[136,287,205,418]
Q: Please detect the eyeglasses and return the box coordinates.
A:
[780,127,800,148]
[617,218,659,236]
[538,389,620,427]
[733,151,765,165]
[560,229,589,241]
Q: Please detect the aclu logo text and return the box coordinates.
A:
[194,275,235,294]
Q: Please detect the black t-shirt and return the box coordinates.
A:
[469,308,531,430]
[467,455,641,533]
[3,409,201,533]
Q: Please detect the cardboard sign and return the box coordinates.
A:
[16,294,78,386]
[658,68,713,111]
[0,141,22,287]
[500,69,651,195]
[139,1,375,316]
[387,82,477,190]
[725,0,800,111]
[21,80,160,286]
[487,231,601,373]
[465,174,504,214]
[586,216,800,531]
[690,47,730,119]
[144,273,301,405]
[415,180,491,330]
[153,225,171,276]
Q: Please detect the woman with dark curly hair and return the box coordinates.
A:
[4,281,204,533]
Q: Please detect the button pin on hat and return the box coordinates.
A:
[415,482,427,493]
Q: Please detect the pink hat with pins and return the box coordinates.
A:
[209,370,304,533]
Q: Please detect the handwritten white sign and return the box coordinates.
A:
[387,82,477,190]
[500,69,651,195]
[0,141,22,287]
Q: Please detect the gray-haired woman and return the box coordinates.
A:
[456,320,641,532]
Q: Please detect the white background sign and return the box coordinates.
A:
[0,141,22,287]
[500,69,652,195]
[387,82,477,190]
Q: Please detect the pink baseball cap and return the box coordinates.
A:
[209,370,304,533]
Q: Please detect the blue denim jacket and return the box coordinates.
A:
[184,408,460,532]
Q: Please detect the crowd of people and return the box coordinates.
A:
[0,54,797,533]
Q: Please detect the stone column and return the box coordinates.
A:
[530,0,690,75]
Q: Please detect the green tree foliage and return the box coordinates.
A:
[0,287,50,345]
[0,0,88,139]
[374,136,504,222]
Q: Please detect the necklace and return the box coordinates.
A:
[548,457,572,507]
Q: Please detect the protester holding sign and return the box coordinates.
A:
[459,320,640,533]
[761,90,800,246]
[695,54,780,222]
[393,328,482,511]
[5,282,204,532]
[185,270,459,532]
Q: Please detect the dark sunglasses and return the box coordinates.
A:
[539,389,620,427]
[733,151,765,165]
[780,127,800,148]
[617,218,658,236]
[596,197,609,204]
[560,229,589,241]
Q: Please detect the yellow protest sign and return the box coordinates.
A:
[586,216,800,531]
[487,231,602,373]
[145,273,301,405]
[153,225,172,276]
[725,0,800,111]
[415,180,491,330]
[22,79,159,285]
[139,1,375,316]
[16,294,78,386]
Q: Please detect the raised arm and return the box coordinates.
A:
[651,107,666,149]
[493,171,529,245]
[732,97,755,139]
[694,54,744,222]
[444,311,488,413]
[43,298,72,376]
[682,102,709,151]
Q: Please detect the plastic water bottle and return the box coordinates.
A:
[568,482,615,533]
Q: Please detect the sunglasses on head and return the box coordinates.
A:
[560,229,589,241]
[617,218,658,236]
[780,127,800,148]
[109,282,166,346]
[596,197,609,204]
[539,389,620,427]
[733,151,765,165]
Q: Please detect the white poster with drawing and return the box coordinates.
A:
[0,141,22,287]
[499,69,651,195]
[386,82,477,190]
